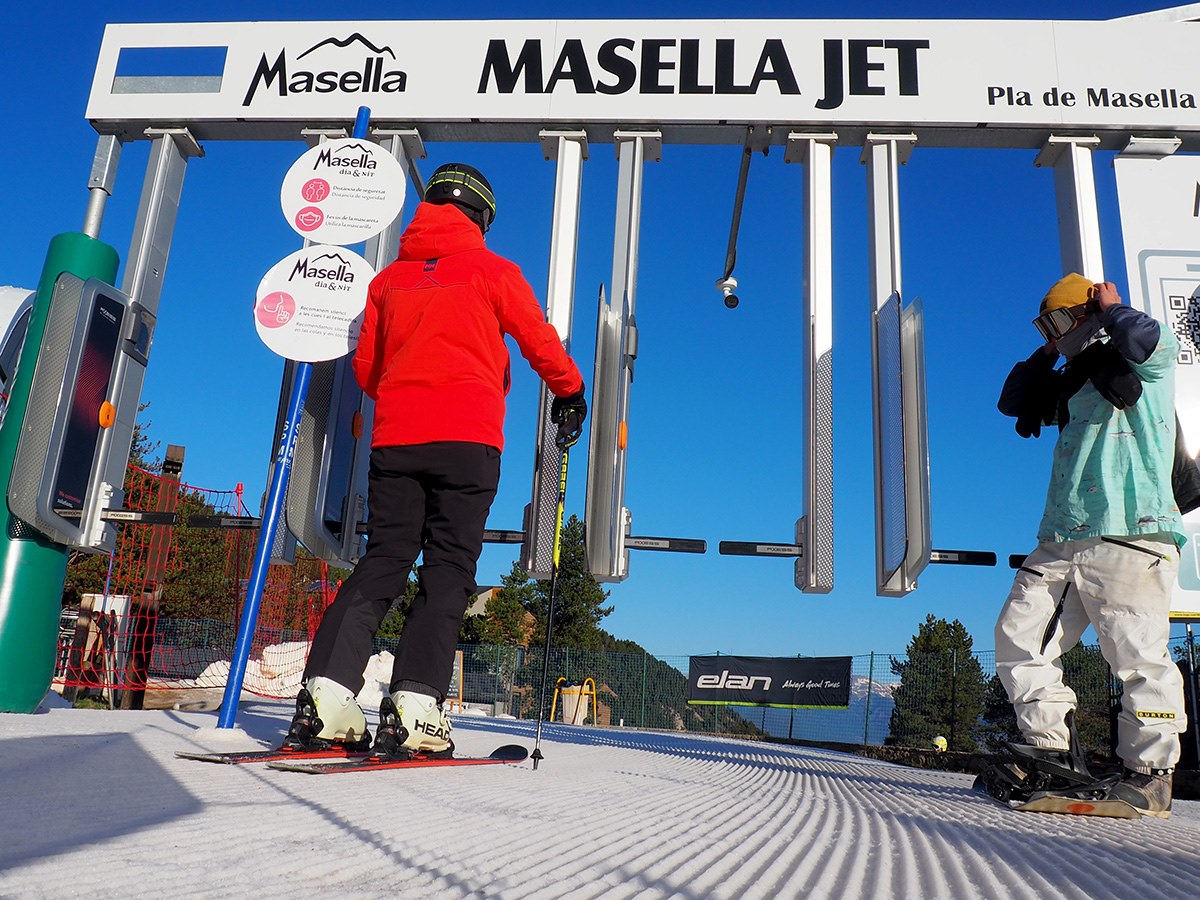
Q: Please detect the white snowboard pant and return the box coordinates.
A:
[995,534,1186,772]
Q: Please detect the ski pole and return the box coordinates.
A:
[531,444,570,770]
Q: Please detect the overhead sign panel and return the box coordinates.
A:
[88,20,1200,144]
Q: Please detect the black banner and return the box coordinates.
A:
[688,655,852,709]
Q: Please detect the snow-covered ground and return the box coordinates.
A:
[2,698,1199,899]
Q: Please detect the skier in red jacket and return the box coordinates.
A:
[286,163,587,758]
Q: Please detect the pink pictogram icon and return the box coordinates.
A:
[295,206,324,232]
[302,178,330,202]
[257,292,296,329]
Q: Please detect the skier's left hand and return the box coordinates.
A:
[552,385,588,449]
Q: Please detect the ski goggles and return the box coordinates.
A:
[1032,300,1098,343]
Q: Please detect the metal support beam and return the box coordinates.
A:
[1035,135,1104,278]
[789,132,838,593]
[123,129,200,315]
[363,131,414,269]
[91,128,197,552]
[524,131,587,578]
[586,131,655,582]
[864,133,930,598]
[373,127,427,202]
[863,134,914,300]
[866,133,906,599]
[314,128,412,565]
[82,134,123,240]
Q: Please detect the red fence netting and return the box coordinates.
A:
[54,467,336,705]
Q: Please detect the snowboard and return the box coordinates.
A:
[267,743,529,775]
[973,774,1141,819]
[1013,792,1141,820]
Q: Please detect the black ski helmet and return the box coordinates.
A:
[424,163,496,232]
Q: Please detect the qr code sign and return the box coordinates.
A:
[1170,292,1200,365]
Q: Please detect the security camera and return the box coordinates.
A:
[716,276,739,309]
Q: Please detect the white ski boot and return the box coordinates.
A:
[371,690,453,759]
[284,676,371,750]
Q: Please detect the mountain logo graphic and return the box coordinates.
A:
[313,252,351,266]
[297,33,396,61]
[243,33,407,106]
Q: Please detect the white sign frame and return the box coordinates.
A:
[88,18,1200,147]
[1115,152,1200,616]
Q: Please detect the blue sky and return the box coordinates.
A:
[2,1,1191,658]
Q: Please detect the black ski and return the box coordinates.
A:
[176,746,368,765]
[267,743,529,775]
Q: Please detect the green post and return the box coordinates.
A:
[0,232,119,713]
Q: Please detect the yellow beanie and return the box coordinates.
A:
[1040,273,1094,315]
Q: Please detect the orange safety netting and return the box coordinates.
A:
[55,467,337,705]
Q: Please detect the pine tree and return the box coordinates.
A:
[886,614,986,752]
[977,674,1022,751]
[1061,643,1116,761]
[509,515,613,649]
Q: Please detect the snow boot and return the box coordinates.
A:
[283,676,371,751]
[1110,768,1173,819]
[370,690,453,759]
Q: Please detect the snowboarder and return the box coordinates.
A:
[285,163,587,759]
[990,274,1188,818]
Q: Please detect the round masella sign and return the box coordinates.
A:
[254,245,375,362]
[280,137,406,246]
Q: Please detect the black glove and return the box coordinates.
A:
[999,347,1058,439]
[551,385,587,449]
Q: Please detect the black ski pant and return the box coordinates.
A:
[303,441,500,699]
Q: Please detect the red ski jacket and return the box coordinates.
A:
[354,202,583,451]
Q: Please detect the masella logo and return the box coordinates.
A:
[242,33,407,106]
[312,141,378,171]
[289,251,357,285]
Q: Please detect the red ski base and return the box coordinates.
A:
[266,743,529,774]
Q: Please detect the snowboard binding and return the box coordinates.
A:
[975,710,1118,804]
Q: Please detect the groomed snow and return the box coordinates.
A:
[2,699,1198,899]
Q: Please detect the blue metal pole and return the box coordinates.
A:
[217,106,371,728]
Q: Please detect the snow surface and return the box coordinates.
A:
[2,700,1199,899]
